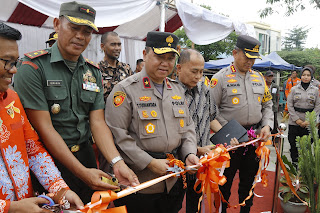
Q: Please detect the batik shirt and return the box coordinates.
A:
[98,60,132,101]
[0,89,68,213]
[177,79,217,146]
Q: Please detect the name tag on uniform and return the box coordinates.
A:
[47,80,62,86]
[82,82,100,92]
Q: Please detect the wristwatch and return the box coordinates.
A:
[110,156,124,168]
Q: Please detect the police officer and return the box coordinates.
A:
[210,35,274,213]
[105,31,199,213]
[287,67,320,163]
[14,1,138,204]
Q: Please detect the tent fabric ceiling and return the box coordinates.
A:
[1,0,182,40]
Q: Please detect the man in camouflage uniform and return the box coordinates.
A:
[210,35,274,213]
[99,31,132,101]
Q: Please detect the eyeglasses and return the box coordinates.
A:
[0,58,19,71]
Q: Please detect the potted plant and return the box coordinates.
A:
[278,155,309,213]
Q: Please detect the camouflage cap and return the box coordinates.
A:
[59,1,98,32]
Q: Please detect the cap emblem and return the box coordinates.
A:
[166,35,174,47]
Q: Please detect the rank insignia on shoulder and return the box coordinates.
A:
[252,79,261,82]
[210,78,218,88]
[113,91,126,107]
[180,119,184,128]
[84,58,100,69]
[165,78,172,89]
[143,77,151,89]
[172,95,181,100]
[231,65,237,73]
[24,50,48,59]
[227,79,237,83]
[139,96,151,101]
[251,74,259,78]
[226,74,236,78]
[145,123,155,134]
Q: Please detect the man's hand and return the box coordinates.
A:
[81,168,119,191]
[113,160,140,186]
[260,125,271,141]
[185,154,199,174]
[301,121,309,128]
[9,197,51,213]
[197,145,215,156]
[147,159,169,176]
[64,190,84,209]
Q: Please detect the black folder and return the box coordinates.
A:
[210,119,248,145]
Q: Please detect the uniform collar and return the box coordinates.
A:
[49,42,85,65]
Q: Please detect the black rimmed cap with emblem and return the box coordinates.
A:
[146,31,180,56]
[59,1,98,32]
[46,32,58,43]
[236,35,261,59]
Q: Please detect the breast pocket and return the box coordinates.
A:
[307,94,316,106]
[226,88,243,105]
[294,94,302,103]
[80,90,98,113]
[138,109,160,139]
[173,107,188,133]
[252,87,264,103]
[44,86,68,116]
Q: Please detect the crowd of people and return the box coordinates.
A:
[0,1,318,213]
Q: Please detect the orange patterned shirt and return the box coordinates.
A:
[0,89,68,213]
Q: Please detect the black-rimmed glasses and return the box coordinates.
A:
[0,58,19,71]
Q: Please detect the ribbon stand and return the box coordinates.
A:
[272,123,286,212]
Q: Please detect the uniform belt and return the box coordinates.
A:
[243,121,262,130]
[69,143,87,153]
[146,148,178,159]
[294,107,314,113]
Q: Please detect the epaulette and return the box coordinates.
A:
[24,50,48,59]
[84,58,100,69]
[166,77,177,82]
[122,75,139,87]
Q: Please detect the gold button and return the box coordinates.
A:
[70,145,80,153]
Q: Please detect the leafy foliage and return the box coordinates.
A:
[282,26,309,51]
[296,111,320,212]
[279,155,309,203]
[259,0,320,18]
[277,48,320,78]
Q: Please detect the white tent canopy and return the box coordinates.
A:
[1,0,256,69]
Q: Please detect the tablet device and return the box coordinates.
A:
[210,119,248,145]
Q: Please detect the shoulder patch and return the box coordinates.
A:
[24,50,48,59]
[85,58,100,69]
[22,61,38,70]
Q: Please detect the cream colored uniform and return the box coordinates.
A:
[287,83,320,126]
[210,64,274,130]
[105,69,197,194]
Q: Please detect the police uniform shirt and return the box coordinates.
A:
[14,42,105,147]
[210,64,274,129]
[105,69,197,194]
[287,83,320,126]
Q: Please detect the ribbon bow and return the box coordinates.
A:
[194,145,230,213]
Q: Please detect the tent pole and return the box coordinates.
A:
[159,0,165,32]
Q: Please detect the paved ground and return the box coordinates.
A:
[266,112,291,172]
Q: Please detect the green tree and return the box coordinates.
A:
[282,26,309,51]
[259,0,320,17]
[278,48,320,77]
[174,28,237,61]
